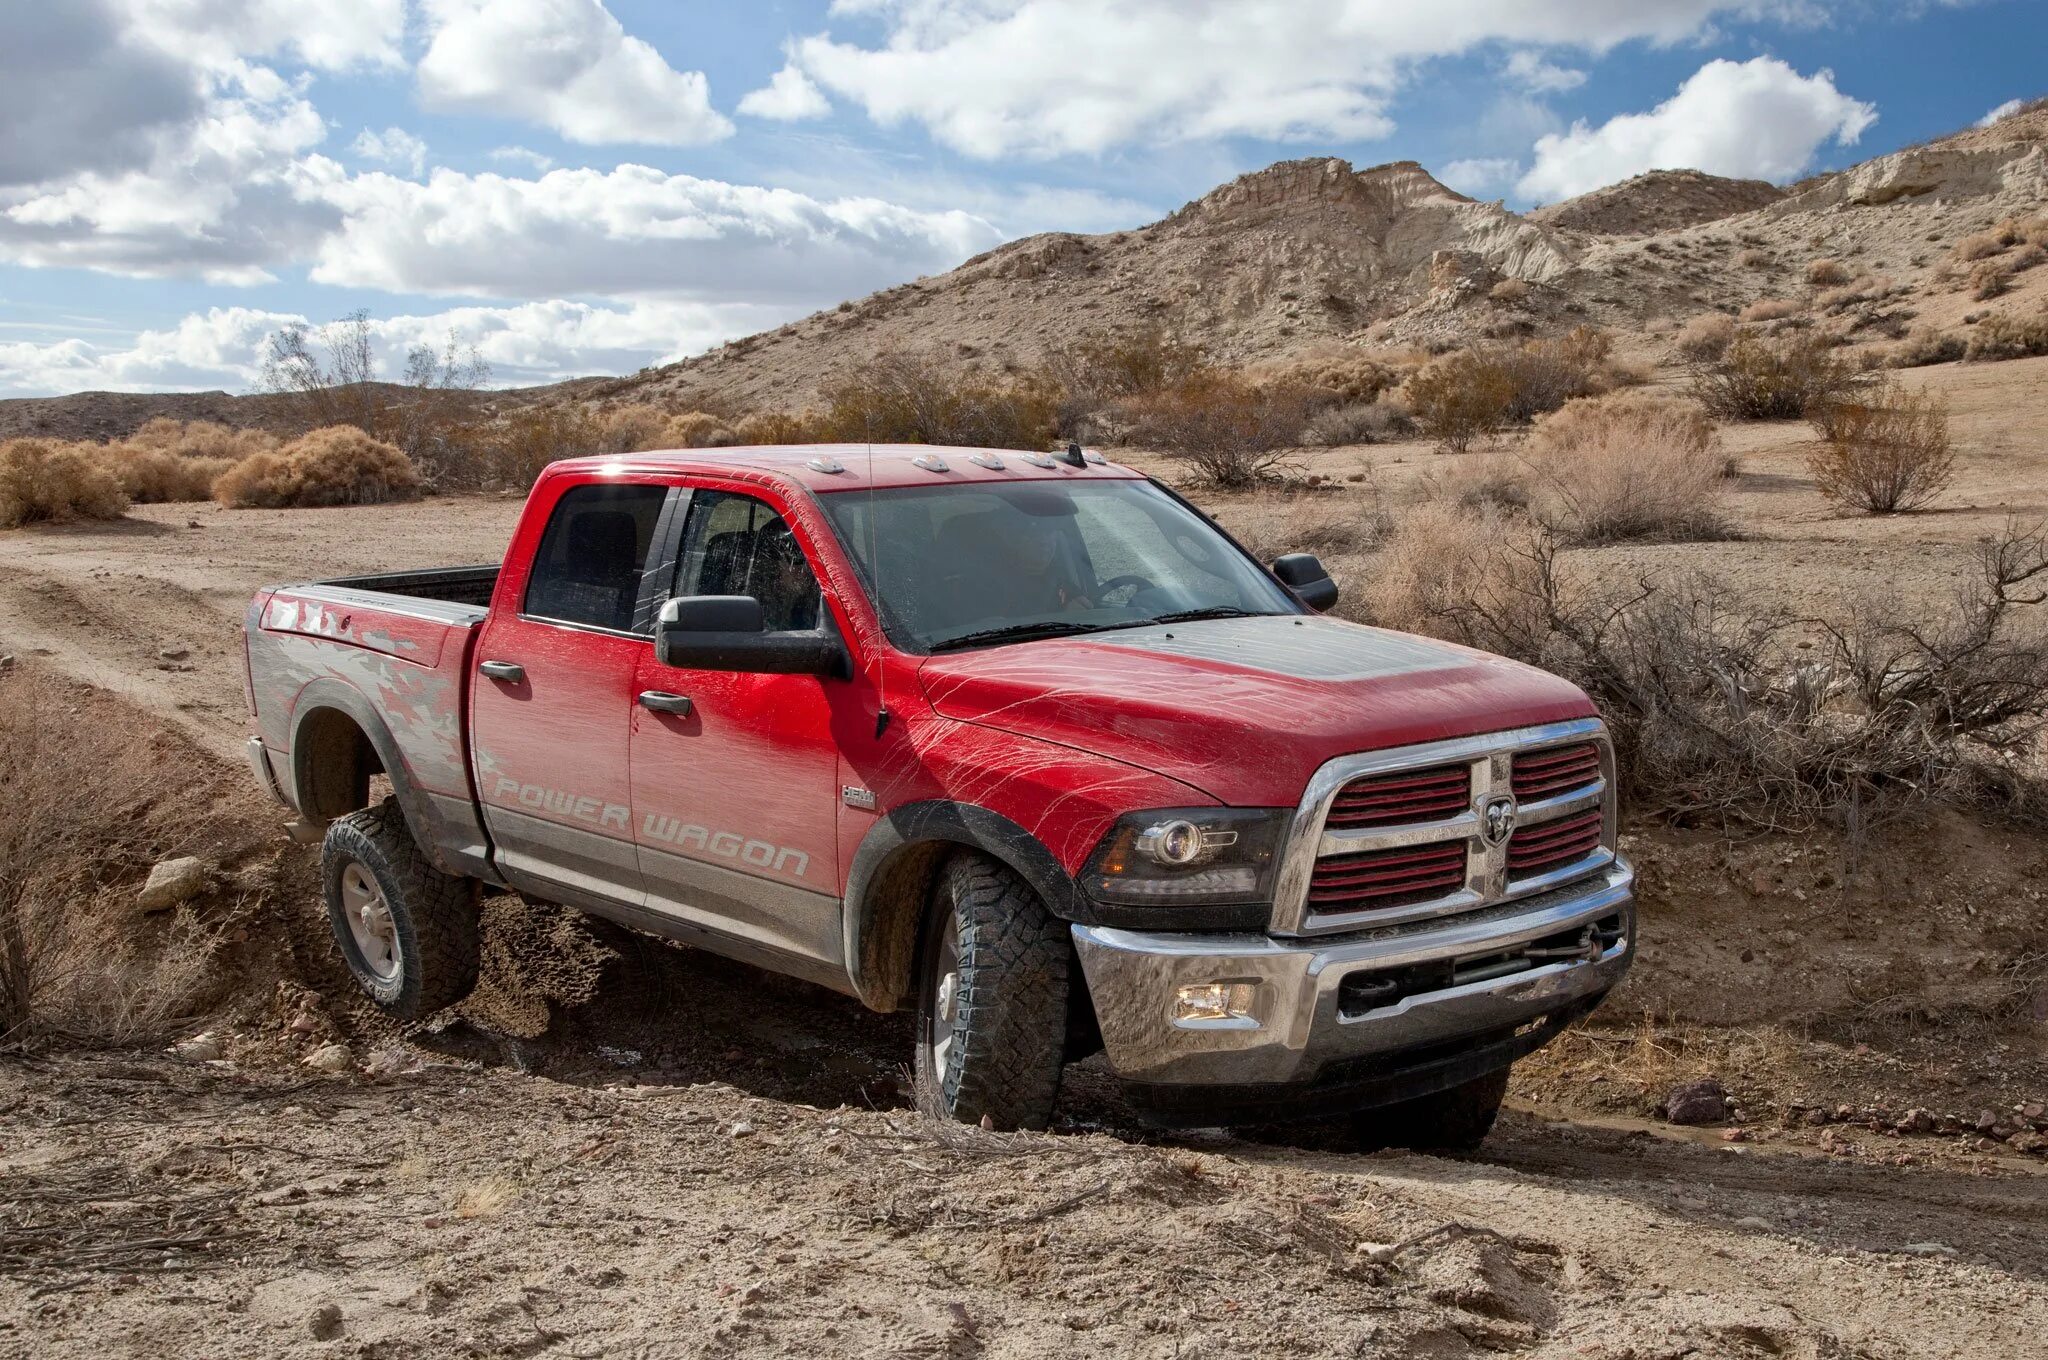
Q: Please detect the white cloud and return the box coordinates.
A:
[1517,57,1876,201]
[1440,158,1521,197]
[489,146,556,172]
[305,165,1002,304]
[0,300,787,396]
[739,64,833,121]
[417,0,733,146]
[119,0,408,72]
[1978,98,2024,128]
[789,1,1824,158]
[1504,50,1586,93]
[351,127,428,178]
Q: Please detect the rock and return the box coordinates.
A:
[171,1031,224,1062]
[1665,1078,1730,1126]
[1975,1110,2001,1134]
[137,856,206,911]
[2009,1130,2048,1155]
[307,1303,343,1340]
[302,1043,353,1074]
[1896,1107,1936,1135]
[158,645,190,661]
[729,1120,755,1138]
[0,655,15,672]
[1897,1241,1957,1258]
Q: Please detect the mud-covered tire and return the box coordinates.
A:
[321,800,480,1021]
[914,851,1071,1130]
[1347,1066,1511,1152]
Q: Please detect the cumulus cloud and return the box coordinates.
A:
[788,0,1824,157]
[489,146,556,172]
[351,127,428,178]
[306,165,1002,304]
[0,301,786,396]
[0,3,205,189]
[738,64,833,121]
[1517,57,1876,201]
[417,0,733,146]
[1440,158,1521,197]
[119,0,408,72]
[1978,98,2024,128]
[1504,51,1586,93]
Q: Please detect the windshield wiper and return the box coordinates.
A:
[927,620,1124,653]
[1143,606,1276,626]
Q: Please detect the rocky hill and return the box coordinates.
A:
[1527,169,1783,236]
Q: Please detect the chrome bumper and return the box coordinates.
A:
[1072,858,1633,1087]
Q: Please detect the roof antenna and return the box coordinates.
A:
[1063,440,1087,468]
[866,418,890,740]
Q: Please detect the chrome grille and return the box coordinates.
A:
[1270,719,1616,936]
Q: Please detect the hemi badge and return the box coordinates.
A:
[841,786,878,811]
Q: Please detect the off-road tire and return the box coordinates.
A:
[321,800,480,1021]
[914,851,1071,1130]
[1348,1066,1511,1152]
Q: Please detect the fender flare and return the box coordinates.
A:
[840,800,1084,1012]
[286,678,461,878]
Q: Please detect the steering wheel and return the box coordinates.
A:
[1094,574,1157,607]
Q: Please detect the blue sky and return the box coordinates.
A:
[0,0,2036,397]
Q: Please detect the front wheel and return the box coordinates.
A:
[321,801,480,1021]
[914,852,1071,1130]
[1346,1067,1511,1152]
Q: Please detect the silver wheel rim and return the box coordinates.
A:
[340,861,400,981]
[929,911,961,1082]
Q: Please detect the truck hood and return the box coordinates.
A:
[916,614,1595,806]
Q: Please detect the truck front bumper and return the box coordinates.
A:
[1071,858,1633,1123]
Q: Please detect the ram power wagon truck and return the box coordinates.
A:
[242,444,1633,1143]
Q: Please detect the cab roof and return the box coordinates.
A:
[543,443,1144,493]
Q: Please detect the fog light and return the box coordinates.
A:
[1173,981,1258,1025]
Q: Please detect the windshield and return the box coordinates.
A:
[819,478,1299,652]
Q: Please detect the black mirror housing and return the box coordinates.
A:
[1272,553,1339,612]
[655,596,848,677]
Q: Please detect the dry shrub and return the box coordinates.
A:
[1971,260,2015,300]
[661,411,739,448]
[1807,382,1955,514]
[807,351,1059,450]
[1691,332,1867,421]
[0,669,243,1042]
[731,410,817,446]
[1490,277,1532,306]
[1740,298,1801,323]
[1403,350,1515,453]
[0,438,128,528]
[1302,400,1411,447]
[1351,502,1546,640]
[1675,313,1736,362]
[1888,328,1968,368]
[126,418,278,462]
[2013,242,2048,274]
[594,403,672,453]
[1955,232,2007,263]
[1127,371,1318,487]
[1253,344,1414,404]
[1735,248,1771,269]
[1965,309,2048,361]
[94,447,233,503]
[1807,258,1850,286]
[1516,392,1728,544]
[214,425,420,509]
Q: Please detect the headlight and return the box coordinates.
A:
[1082,807,1286,906]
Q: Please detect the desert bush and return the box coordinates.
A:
[1971,260,2015,300]
[1964,309,2048,361]
[1039,328,1208,438]
[1691,332,1867,420]
[1490,277,1531,305]
[661,411,739,448]
[1888,328,1968,368]
[806,351,1058,451]
[0,439,128,528]
[1515,392,1728,544]
[1302,400,1411,447]
[214,425,420,509]
[1955,232,2007,263]
[94,447,233,503]
[1674,313,1736,363]
[1807,258,1850,286]
[731,410,819,446]
[1735,248,1771,269]
[1807,382,1955,514]
[1352,502,1548,640]
[1740,298,1801,323]
[125,418,278,462]
[1254,345,1413,404]
[1127,371,1318,487]
[1493,326,1625,421]
[0,669,244,1042]
[1403,350,1516,453]
[2013,242,2048,274]
[594,404,672,453]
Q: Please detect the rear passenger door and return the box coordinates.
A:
[472,478,681,912]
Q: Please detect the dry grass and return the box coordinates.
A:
[1735,248,1771,269]
[659,411,739,448]
[1889,327,1968,368]
[0,669,242,1043]
[94,448,234,504]
[0,438,129,528]
[1674,313,1736,363]
[1302,400,1410,447]
[1955,232,2007,263]
[453,1176,521,1220]
[1806,258,1850,287]
[1740,298,1802,324]
[126,418,279,462]
[1513,392,1729,544]
[214,425,421,509]
[1971,260,2015,300]
[1807,382,1956,514]
[1965,308,2048,362]
[1490,277,1531,306]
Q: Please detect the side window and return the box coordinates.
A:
[523,483,670,633]
[674,491,823,633]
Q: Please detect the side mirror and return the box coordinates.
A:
[655,596,848,677]
[1272,553,1339,612]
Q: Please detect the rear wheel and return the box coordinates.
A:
[1346,1067,1511,1152]
[914,852,1071,1130]
[321,801,480,1021]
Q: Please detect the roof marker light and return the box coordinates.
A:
[968,451,1005,470]
[806,456,848,474]
[1021,452,1058,469]
[912,453,951,473]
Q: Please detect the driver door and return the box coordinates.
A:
[626,487,846,982]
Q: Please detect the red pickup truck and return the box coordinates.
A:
[242,444,1633,1143]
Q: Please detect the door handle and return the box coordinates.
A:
[638,690,693,716]
[479,660,526,683]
